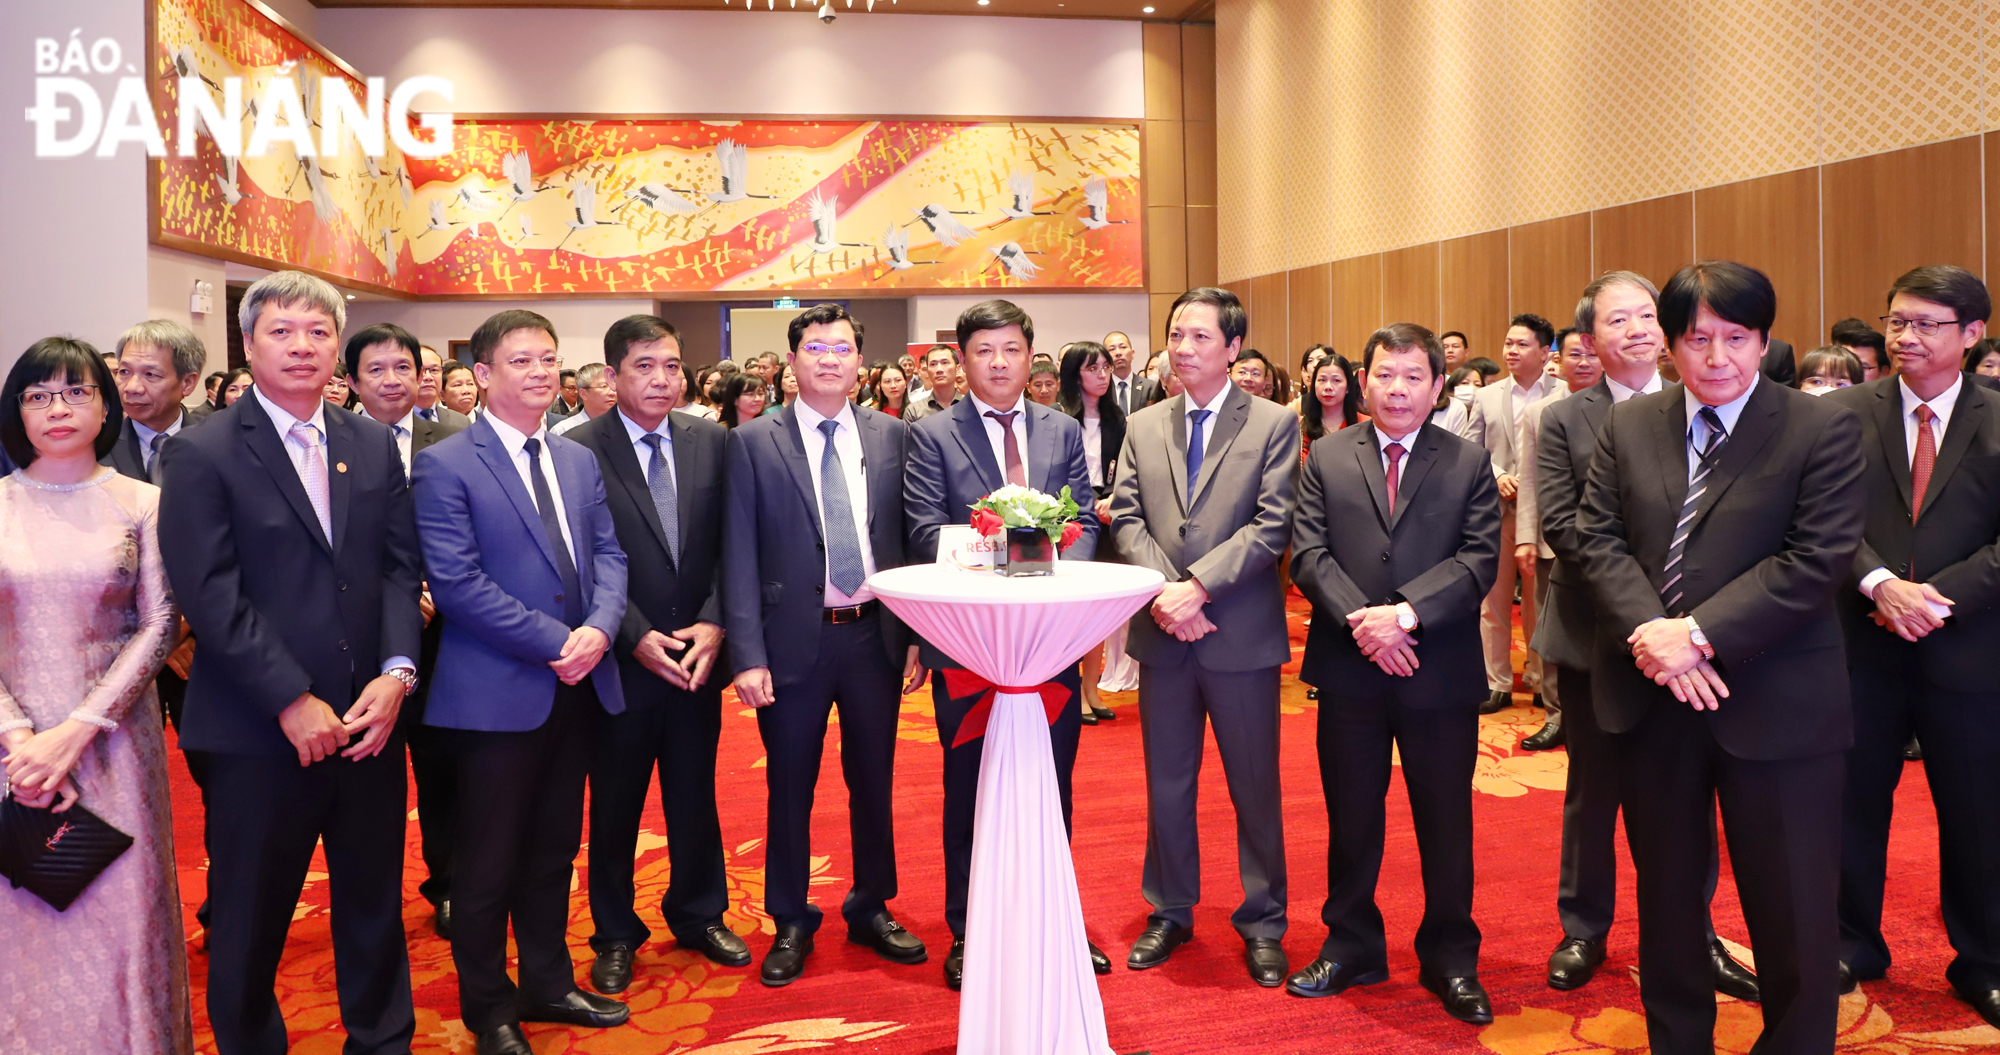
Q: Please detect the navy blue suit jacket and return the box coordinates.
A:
[412,415,627,731]
[158,396,424,755]
[722,402,912,688]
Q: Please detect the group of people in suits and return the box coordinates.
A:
[11,256,1999,1055]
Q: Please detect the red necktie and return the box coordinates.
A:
[1385,442,1405,515]
[1911,404,1937,524]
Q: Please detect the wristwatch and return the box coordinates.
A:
[1395,602,1419,632]
[1685,617,1714,661]
[387,667,419,697]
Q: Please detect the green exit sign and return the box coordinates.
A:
[773,297,800,309]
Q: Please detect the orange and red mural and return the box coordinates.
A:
[151,0,1143,297]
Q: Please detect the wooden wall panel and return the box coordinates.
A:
[1329,254,1384,364]
[1822,135,1983,337]
[1149,293,1179,358]
[1185,208,1218,288]
[1383,242,1441,330]
[1249,272,1289,362]
[1441,229,1509,364]
[1181,24,1215,123]
[1144,120,1185,208]
[1287,263,1333,368]
[1696,167,1823,355]
[1148,205,1187,293]
[1593,193,1694,292]
[1510,213,1593,338]
[1183,121,1217,208]
[1142,23,1182,122]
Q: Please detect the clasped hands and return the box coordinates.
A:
[1628,617,1729,711]
[634,622,725,692]
[278,668,413,767]
[1152,580,1217,642]
[1347,604,1418,676]
[1869,577,1953,642]
[2,721,93,812]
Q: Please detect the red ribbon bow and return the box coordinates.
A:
[942,668,1072,748]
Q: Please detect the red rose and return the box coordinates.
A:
[1059,521,1083,551]
[971,508,1004,537]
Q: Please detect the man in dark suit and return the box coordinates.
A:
[158,272,422,1055]
[1108,287,1298,985]
[1829,265,2000,1026]
[723,302,929,986]
[1530,273,1760,1000]
[1285,323,1500,1023]
[413,310,631,1055]
[345,321,463,939]
[904,299,1103,989]
[417,345,474,430]
[571,315,749,994]
[1761,338,1797,387]
[1578,261,1866,1055]
[1105,329,1158,415]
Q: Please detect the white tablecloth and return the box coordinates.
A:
[868,561,1165,1055]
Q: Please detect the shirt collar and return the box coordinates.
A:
[132,410,185,447]
[391,410,416,435]
[1682,372,1760,437]
[618,408,672,445]
[969,392,1027,420]
[1373,423,1419,452]
[484,408,547,457]
[1187,381,1234,418]
[793,398,856,436]
[1899,373,1963,419]
[254,386,327,439]
[1605,370,1662,403]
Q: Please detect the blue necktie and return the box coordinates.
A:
[1662,407,1727,613]
[1186,408,1213,505]
[640,433,681,565]
[419,406,435,422]
[523,437,583,626]
[816,420,867,596]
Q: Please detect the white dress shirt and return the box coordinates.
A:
[1505,374,1555,430]
[1606,370,1664,404]
[1681,373,1758,481]
[1859,374,1965,598]
[1185,382,1234,456]
[1372,424,1419,474]
[256,388,412,674]
[131,412,186,477]
[1114,373,1137,415]
[968,392,1034,487]
[794,399,878,606]
[379,409,416,477]
[1081,410,1104,488]
[618,409,676,493]
[485,410,577,563]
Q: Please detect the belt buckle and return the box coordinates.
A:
[827,602,869,625]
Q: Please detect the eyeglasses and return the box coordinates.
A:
[419,365,443,377]
[799,343,858,359]
[1881,315,1963,337]
[501,354,564,371]
[18,385,99,409]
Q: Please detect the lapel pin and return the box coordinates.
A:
[336,462,348,473]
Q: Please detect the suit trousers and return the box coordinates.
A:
[204,743,414,1055]
[406,722,457,909]
[1480,498,1541,693]
[589,676,730,951]
[1316,693,1481,975]
[1839,663,2000,992]
[1138,660,1287,940]
[1614,700,1844,1055]
[1535,559,1560,716]
[440,681,597,1033]
[1560,665,1727,945]
[756,613,903,934]
[932,664,1083,939]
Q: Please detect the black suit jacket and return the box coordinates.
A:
[102,409,201,482]
[1073,405,1126,500]
[1762,338,1796,387]
[722,403,912,687]
[574,410,729,710]
[904,396,1099,669]
[404,412,461,723]
[1576,378,1865,760]
[1828,376,2000,692]
[1291,422,1500,706]
[159,397,425,755]
[1531,377,1617,669]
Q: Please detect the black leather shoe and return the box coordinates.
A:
[1089,941,1111,975]
[475,1023,534,1055]
[1245,938,1288,987]
[762,926,813,987]
[1905,736,1923,761]
[944,939,965,991]
[679,923,752,967]
[1838,960,1857,995]
[1080,709,1099,726]
[434,900,453,941]
[1092,706,1117,721]
[1480,690,1512,715]
[1956,985,2000,1028]
[1284,957,1388,997]
[1419,970,1494,1025]
[1531,692,1546,709]
[592,944,633,994]
[1547,936,1605,990]
[847,910,927,964]
[518,989,630,1029]
[1712,940,1761,1002]
[1126,921,1193,969]
[1521,716,1564,750]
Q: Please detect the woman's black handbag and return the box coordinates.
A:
[0,796,133,911]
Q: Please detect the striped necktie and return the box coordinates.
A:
[1662,407,1726,613]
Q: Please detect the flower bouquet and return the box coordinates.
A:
[969,484,1083,577]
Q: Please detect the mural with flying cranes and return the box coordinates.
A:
[151,0,1143,297]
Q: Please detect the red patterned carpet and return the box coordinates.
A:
[169,597,2000,1054]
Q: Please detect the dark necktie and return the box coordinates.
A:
[1186,408,1213,504]
[1662,407,1727,613]
[1911,404,1937,523]
[816,420,867,597]
[985,410,1027,487]
[523,437,583,626]
[1118,379,1130,414]
[419,406,435,422]
[640,433,682,564]
[1384,441,1405,515]
[146,432,165,484]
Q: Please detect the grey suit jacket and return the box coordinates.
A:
[1108,384,1299,672]
[1529,377,1615,669]
[425,405,472,431]
[1463,375,1555,479]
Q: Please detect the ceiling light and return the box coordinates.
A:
[1142,5,1155,10]
[345,294,356,300]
